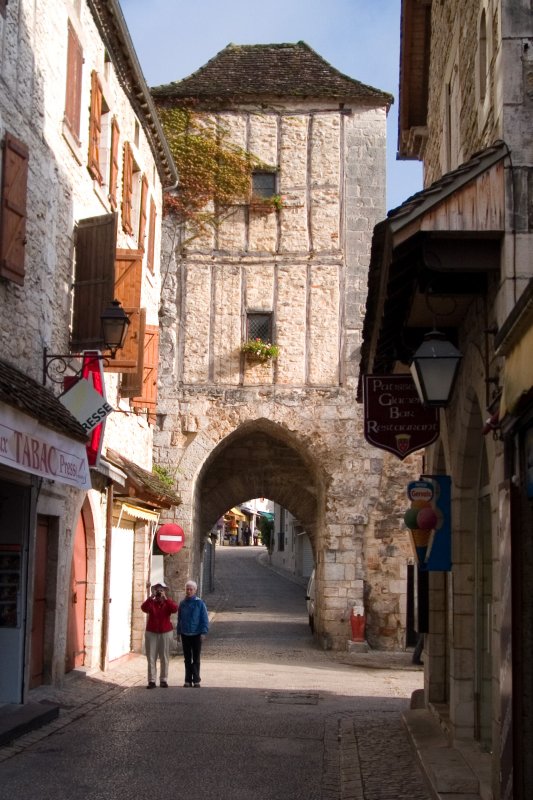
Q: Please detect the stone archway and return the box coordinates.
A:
[195,418,321,545]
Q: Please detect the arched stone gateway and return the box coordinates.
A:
[153,43,415,650]
[196,420,321,547]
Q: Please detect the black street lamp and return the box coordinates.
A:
[410,330,462,407]
[43,300,130,385]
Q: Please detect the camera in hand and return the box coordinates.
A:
[155,590,162,598]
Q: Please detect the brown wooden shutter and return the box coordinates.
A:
[121,325,158,402]
[146,197,156,274]
[122,142,133,235]
[88,71,103,184]
[0,133,29,286]
[64,21,83,142]
[71,213,117,349]
[138,176,148,250]
[131,326,159,419]
[105,307,145,373]
[105,249,143,373]
[109,117,120,209]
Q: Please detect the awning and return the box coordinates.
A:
[121,503,160,523]
[258,511,274,521]
[106,448,181,508]
[229,507,247,521]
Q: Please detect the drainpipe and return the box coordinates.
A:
[100,481,114,672]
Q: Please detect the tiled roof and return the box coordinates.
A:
[152,42,393,105]
[106,448,181,508]
[0,359,88,441]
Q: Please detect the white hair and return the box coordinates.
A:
[185,580,197,590]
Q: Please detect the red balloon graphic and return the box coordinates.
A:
[417,507,438,531]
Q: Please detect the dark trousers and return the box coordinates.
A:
[181,634,202,684]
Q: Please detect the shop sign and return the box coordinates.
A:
[363,375,440,459]
[0,403,90,490]
[62,352,108,467]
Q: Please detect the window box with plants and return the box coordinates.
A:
[248,194,285,213]
[241,338,280,362]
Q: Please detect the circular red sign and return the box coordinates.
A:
[156,523,185,554]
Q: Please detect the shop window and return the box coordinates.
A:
[0,132,29,286]
[64,20,83,144]
[247,312,273,342]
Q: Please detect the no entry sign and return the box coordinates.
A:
[156,523,185,554]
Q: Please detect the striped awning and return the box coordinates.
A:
[121,503,160,523]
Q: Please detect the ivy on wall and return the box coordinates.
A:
[157,106,262,239]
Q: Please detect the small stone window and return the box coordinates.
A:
[252,170,277,199]
[247,312,272,342]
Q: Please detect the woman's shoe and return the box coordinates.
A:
[147,682,156,689]
[183,682,192,687]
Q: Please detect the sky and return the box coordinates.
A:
[120,0,423,213]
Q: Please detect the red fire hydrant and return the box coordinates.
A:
[350,605,365,642]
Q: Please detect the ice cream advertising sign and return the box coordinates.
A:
[363,376,440,459]
[404,476,451,571]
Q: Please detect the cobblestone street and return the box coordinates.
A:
[0,547,430,800]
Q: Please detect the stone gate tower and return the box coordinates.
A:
[152,43,413,650]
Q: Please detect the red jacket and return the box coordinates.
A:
[141,596,178,633]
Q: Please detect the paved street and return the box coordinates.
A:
[0,546,431,800]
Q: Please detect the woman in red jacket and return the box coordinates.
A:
[141,582,178,688]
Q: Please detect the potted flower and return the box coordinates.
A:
[241,338,280,362]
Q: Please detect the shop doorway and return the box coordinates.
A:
[66,514,87,671]
[30,518,49,688]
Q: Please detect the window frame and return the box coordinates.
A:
[246,311,273,343]
[64,20,84,144]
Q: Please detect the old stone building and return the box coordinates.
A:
[0,0,178,704]
[152,42,417,650]
[361,1,533,797]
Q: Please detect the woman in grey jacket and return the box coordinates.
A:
[177,580,209,687]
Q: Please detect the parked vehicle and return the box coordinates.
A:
[306,569,316,633]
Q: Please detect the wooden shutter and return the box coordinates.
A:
[0,133,29,286]
[122,142,133,235]
[64,21,83,142]
[132,327,159,419]
[105,307,145,373]
[122,326,158,406]
[105,249,143,373]
[146,197,156,274]
[88,71,103,184]
[71,213,117,349]
[109,117,120,209]
[138,176,148,251]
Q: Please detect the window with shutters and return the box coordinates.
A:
[64,21,83,144]
[138,176,149,251]
[122,142,134,235]
[121,326,159,422]
[146,197,156,274]
[108,117,120,209]
[71,214,117,350]
[104,249,144,374]
[0,133,29,286]
[88,71,110,186]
